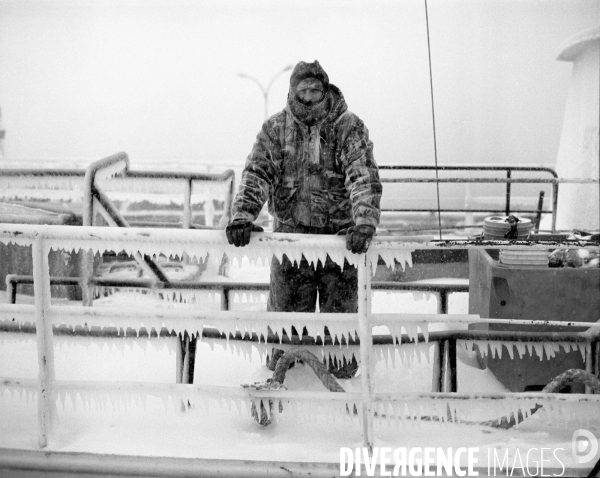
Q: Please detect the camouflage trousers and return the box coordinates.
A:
[267,254,358,314]
[265,233,358,375]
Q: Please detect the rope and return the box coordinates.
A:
[247,358,600,429]
[424,0,443,240]
[244,348,345,426]
[273,349,346,393]
[479,368,600,429]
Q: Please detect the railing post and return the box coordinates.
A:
[431,340,444,392]
[221,287,230,311]
[32,234,55,448]
[505,169,511,216]
[439,339,457,392]
[448,338,457,393]
[357,253,373,453]
[176,333,184,384]
[593,339,599,379]
[534,190,545,232]
[81,179,95,307]
[183,179,192,230]
[437,289,448,315]
[441,339,449,392]
[551,181,559,232]
[223,174,235,226]
[205,199,215,228]
[6,274,17,305]
[585,342,593,394]
[182,179,193,265]
[181,332,196,384]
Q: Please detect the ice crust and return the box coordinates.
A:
[94,288,224,310]
[0,176,84,202]
[2,223,599,436]
[0,166,232,209]
[96,176,231,204]
[2,378,598,430]
[94,158,128,182]
[0,229,417,279]
[459,340,591,361]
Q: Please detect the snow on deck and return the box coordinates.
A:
[1,259,599,472]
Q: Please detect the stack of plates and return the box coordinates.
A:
[499,249,549,266]
[483,216,533,240]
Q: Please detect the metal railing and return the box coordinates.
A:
[79,152,236,301]
[1,223,599,452]
[5,273,468,384]
[379,165,599,232]
[5,275,467,314]
[0,152,236,229]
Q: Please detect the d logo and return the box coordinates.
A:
[572,429,599,464]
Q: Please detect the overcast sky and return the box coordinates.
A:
[0,0,598,172]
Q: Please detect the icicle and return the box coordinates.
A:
[403,323,419,343]
[413,344,422,364]
[475,340,488,358]
[532,343,544,361]
[515,342,526,359]
[418,323,429,343]
[525,342,534,358]
[381,346,389,368]
[578,343,588,362]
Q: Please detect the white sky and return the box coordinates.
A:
[0,0,598,171]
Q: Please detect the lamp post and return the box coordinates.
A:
[238,65,293,120]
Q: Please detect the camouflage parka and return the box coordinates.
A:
[231,82,382,233]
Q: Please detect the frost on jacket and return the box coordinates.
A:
[232,85,382,232]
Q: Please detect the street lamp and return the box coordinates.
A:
[238,65,293,120]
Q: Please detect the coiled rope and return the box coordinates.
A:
[246,347,600,430]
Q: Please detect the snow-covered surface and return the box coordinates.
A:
[1,279,599,471]
[0,227,599,472]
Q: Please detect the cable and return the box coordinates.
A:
[424,0,443,240]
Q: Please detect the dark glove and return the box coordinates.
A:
[342,225,375,254]
[225,220,264,247]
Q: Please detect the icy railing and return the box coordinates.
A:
[0,169,85,202]
[84,152,235,229]
[0,223,599,451]
[0,152,236,229]
[379,164,599,232]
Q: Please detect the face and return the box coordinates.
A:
[295,78,324,105]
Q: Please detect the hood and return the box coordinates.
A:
[289,60,330,95]
[287,84,348,127]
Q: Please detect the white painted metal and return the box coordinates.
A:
[0,223,598,451]
[357,253,374,452]
[183,180,192,229]
[31,235,55,447]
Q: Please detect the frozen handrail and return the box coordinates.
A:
[1,223,596,254]
[83,152,130,227]
[0,154,235,227]
[0,223,598,451]
[79,153,236,299]
[5,274,468,316]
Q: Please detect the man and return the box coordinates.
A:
[226,60,381,318]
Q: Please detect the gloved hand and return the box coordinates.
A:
[225,220,264,247]
[341,224,376,254]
